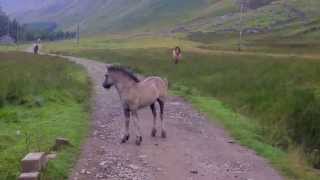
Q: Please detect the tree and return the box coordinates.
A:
[0,15,9,37]
[10,19,19,41]
[0,4,76,42]
[0,4,4,15]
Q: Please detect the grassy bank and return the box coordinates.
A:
[178,93,320,180]
[0,52,90,180]
[0,45,27,52]
[46,45,320,179]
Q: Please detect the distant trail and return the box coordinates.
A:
[53,55,283,180]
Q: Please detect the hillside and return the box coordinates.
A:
[0,0,66,14]
[1,0,320,37]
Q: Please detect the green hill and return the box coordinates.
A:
[8,0,320,37]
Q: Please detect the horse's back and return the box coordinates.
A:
[124,76,168,110]
[144,76,167,92]
[141,76,168,99]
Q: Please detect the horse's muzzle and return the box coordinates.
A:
[102,82,112,89]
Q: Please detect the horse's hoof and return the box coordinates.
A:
[135,136,143,146]
[151,128,157,137]
[161,131,167,138]
[121,134,130,144]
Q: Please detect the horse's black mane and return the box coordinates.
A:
[108,65,140,82]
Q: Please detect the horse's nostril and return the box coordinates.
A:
[103,83,112,89]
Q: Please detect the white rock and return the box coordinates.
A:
[80,169,86,174]
[129,164,139,170]
[139,155,147,159]
[99,161,107,166]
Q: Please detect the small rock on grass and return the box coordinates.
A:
[46,153,57,160]
[52,138,71,151]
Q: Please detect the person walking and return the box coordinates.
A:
[33,43,39,55]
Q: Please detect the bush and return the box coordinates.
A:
[287,87,320,167]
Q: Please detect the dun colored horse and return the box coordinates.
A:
[103,65,168,145]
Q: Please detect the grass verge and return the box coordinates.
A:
[0,52,90,180]
[177,92,319,180]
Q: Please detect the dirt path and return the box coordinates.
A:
[55,55,283,180]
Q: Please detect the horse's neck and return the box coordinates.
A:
[114,80,137,99]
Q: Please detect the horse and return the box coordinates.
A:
[172,46,182,64]
[103,65,168,145]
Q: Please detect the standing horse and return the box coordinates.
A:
[172,46,182,64]
[103,66,168,145]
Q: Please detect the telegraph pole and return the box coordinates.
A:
[77,24,80,44]
[238,2,244,51]
[16,25,19,45]
[7,18,10,36]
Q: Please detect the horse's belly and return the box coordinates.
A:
[138,96,158,108]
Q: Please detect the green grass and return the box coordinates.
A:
[188,95,320,180]
[45,45,320,179]
[0,52,90,180]
[43,35,199,53]
[187,30,320,56]
[0,45,27,52]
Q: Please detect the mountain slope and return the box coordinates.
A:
[2,0,320,36]
[0,0,67,14]
[12,0,211,33]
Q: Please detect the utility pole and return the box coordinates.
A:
[77,24,80,44]
[238,1,244,51]
[7,18,10,36]
[16,25,19,46]
[20,26,23,43]
[283,0,289,17]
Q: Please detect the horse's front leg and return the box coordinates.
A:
[132,110,143,146]
[121,108,130,143]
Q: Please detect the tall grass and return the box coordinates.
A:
[0,52,87,106]
[0,52,89,179]
[64,48,320,171]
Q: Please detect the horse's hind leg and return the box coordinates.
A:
[121,108,130,144]
[150,103,157,137]
[158,99,166,138]
[132,110,143,146]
